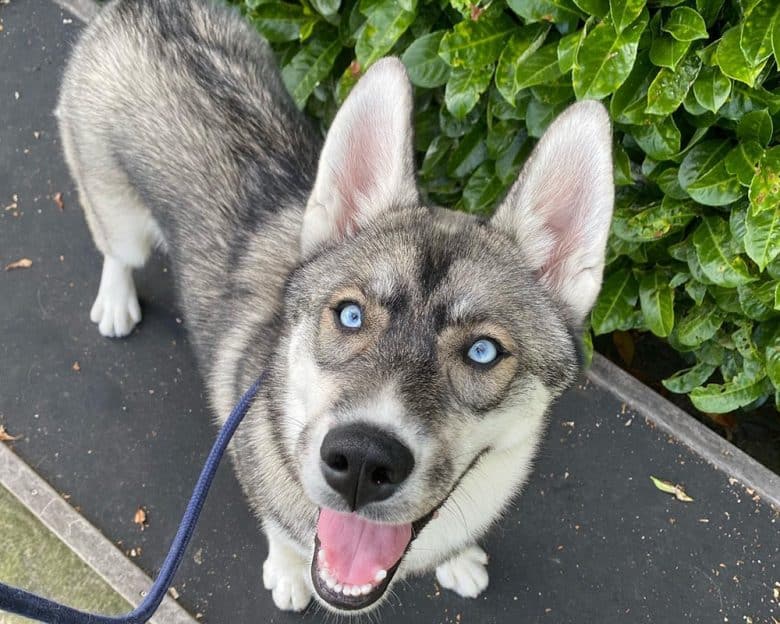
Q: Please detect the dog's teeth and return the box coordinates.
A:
[374,569,387,582]
[360,584,372,595]
[317,549,327,563]
[352,586,363,596]
[325,577,336,589]
[333,583,343,593]
[341,585,352,596]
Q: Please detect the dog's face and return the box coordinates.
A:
[275,59,613,612]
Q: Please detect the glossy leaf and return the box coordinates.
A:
[725,141,764,187]
[737,109,774,146]
[739,0,779,65]
[649,34,690,69]
[253,4,320,42]
[662,7,708,42]
[662,362,717,393]
[514,42,563,92]
[693,216,756,287]
[744,205,780,272]
[676,300,723,347]
[401,31,450,88]
[444,65,492,119]
[355,1,415,66]
[646,52,702,115]
[507,0,582,24]
[631,116,681,161]
[689,374,772,413]
[495,25,551,103]
[439,10,515,68]
[573,12,648,99]
[591,269,640,335]
[609,0,645,34]
[639,271,675,336]
[716,26,768,87]
[691,65,732,113]
[281,34,341,108]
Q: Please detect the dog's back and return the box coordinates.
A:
[57,0,319,357]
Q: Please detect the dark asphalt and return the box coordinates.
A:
[1,2,778,623]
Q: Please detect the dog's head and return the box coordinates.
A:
[276,58,613,612]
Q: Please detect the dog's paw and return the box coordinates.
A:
[435,545,489,599]
[262,550,312,611]
[90,258,141,338]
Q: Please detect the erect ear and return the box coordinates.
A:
[300,58,419,256]
[491,100,614,323]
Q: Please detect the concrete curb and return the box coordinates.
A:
[0,443,198,624]
[588,354,780,510]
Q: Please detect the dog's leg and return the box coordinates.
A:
[262,525,312,612]
[435,544,489,598]
[57,110,163,338]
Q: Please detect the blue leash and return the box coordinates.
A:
[0,373,265,624]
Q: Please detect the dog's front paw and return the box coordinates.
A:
[262,549,312,611]
[90,257,141,338]
[435,545,489,599]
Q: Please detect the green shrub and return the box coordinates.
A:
[231,0,780,415]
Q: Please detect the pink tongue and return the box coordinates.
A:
[317,509,411,586]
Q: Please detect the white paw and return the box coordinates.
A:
[262,549,312,612]
[436,545,489,599]
[90,256,141,338]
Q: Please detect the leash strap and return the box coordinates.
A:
[0,373,265,624]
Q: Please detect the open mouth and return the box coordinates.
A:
[310,508,434,611]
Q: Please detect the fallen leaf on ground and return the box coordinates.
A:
[133,506,148,528]
[650,476,694,502]
[0,425,19,441]
[53,192,64,211]
[5,258,32,271]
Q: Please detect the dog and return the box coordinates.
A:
[56,0,614,615]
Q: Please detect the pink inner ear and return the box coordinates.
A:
[536,176,587,280]
[332,118,383,238]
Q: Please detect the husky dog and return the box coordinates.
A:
[57,0,614,615]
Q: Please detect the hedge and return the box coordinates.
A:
[229,0,780,415]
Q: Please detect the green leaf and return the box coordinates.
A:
[630,116,681,161]
[692,65,732,113]
[459,163,505,214]
[739,0,779,64]
[662,361,717,393]
[401,31,451,88]
[646,52,701,115]
[355,0,415,66]
[252,3,320,42]
[689,374,772,413]
[609,0,645,34]
[716,26,768,87]
[573,12,648,99]
[557,28,584,73]
[686,161,744,206]
[591,268,640,335]
[310,0,341,16]
[749,145,780,213]
[685,279,707,305]
[439,10,515,68]
[765,333,780,389]
[514,42,563,91]
[662,7,708,42]
[639,271,675,337]
[738,280,778,321]
[507,0,582,24]
[725,141,764,187]
[281,34,341,108]
[692,216,756,287]
[525,96,569,138]
[676,300,723,347]
[679,140,744,205]
[612,198,696,242]
[447,125,488,178]
[444,65,493,119]
[744,206,780,272]
[737,109,774,146]
[650,34,690,69]
[573,0,609,18]
[495,25,551,104]
[614,143,633,186]
[610,47,654,123]
[696,0,724,27]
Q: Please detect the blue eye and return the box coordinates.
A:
[467,338,499,366]
[338,303,363,329]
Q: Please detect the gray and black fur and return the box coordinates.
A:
[57,0,615,614]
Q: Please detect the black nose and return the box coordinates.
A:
[320,424,415,511]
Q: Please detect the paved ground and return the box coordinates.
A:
[0,2,778,623]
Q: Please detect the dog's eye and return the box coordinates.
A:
[337,302,363,329]
[466,338,498,366]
